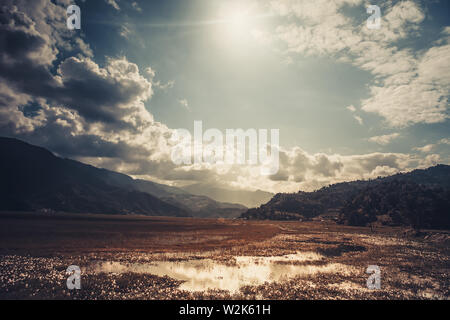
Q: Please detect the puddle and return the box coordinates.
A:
[93,252,354,292]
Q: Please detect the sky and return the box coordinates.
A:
[0,0,449,193]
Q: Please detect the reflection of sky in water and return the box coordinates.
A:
[94,252,353,292]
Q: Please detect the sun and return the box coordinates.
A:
[216,2,264,44]
[220,3,251,30]
[228,10,249,28]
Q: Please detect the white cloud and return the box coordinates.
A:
[224,146,427,192]
[347,105,363,125]
[353,115,363,125]
[178,99,190,111]
[414,144,435,153]
[156,80,175,90]
[145,67,175,90]
[264,0,450,127]
[346,105,356,112]
[369,133,400,145]
[413,138,450,153]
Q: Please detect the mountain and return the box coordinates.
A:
[182,183,273,208]
[383,164,450,189]
[98,172,247,218]
[0,137,245,217]
[241,165,450,229]
[337,180,450,229]
[158,193,246,218]
[241,180,371,221]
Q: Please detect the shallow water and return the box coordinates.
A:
[93,252,354,292]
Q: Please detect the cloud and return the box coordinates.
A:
[368,133,400,145]
[57,56,153,125]
[145,67,175,90]
[227,146,427,192]
[360,42,450,127]
[132,2,142,13]
[414,139,450,153]
[346,105,356,112]
[353,115,363,125]
[264,0,449,127]
[178,99,190,111]
[0,1,175,176]
[0,0,77,132]
[119,24,132,38]
[346,105,363,125]
[414,144,435,153]
[0,1,447,196]
[106,0,120,11]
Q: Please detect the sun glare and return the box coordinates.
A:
[228,10,249,28]
[220,3,252,33]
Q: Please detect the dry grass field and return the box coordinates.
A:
[0,211,448,300]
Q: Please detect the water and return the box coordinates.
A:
[93,252,354,292]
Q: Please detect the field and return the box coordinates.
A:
[0,211,448,300]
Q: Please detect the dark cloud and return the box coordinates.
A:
[357,154,402,172]
[56,57,152,125]
[311,154,343,177]
[0,9,151,126]
[0,1,167,178]
[269,170,289,181]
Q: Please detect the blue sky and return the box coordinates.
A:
[0,0,449,192]
[79,0,449,153]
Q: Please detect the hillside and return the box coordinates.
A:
[95,168,247,218]
[0,137,245,217]
[241,180,371,221]
[241,165,450,229]
[337,180,450,229]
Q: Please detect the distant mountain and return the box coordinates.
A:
[99,173,247,218]
[159,194,246,218]
[182,183,273,208]
[241,165,450,229]
[0,137,245,218]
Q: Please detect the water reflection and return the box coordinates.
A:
[94,252,352,292]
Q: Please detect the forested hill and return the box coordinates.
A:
[241,165,450,229]
[337,180,450,229]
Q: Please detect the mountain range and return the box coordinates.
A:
[1,136,449,228]
[182,183,273,208]
[0,137,246,218]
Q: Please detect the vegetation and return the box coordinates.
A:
[338,180,450,230]
[241,165,450,229]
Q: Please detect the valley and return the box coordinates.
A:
[0,211,448,300]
